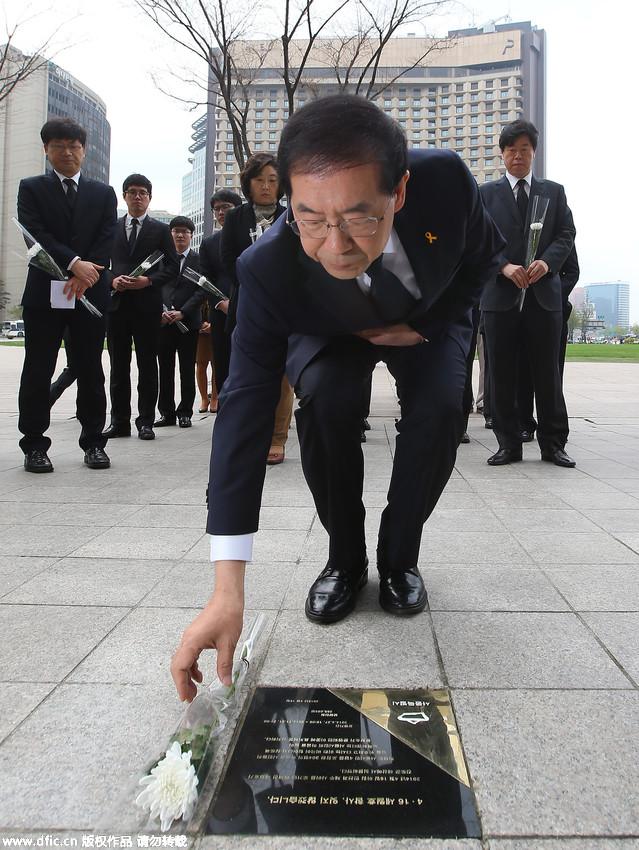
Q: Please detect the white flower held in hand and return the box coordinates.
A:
[27,243,43,259]
[136,741,199,832]
[529,222,543,232]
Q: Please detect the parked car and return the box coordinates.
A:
[3,321,24,338]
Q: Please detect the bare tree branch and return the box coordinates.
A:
[0,15,64,105]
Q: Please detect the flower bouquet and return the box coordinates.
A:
[519,195,550,311]
[136,613,266,832]
[11,217,103,317]
[129,250,165,279]
[181,268,226,307]
[162,303,189,334]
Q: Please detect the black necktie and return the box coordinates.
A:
[366,255,417,324]
[128,218,139,253]
[63,178,76,209]
[516,178,528,225]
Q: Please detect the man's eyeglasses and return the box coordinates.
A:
[125,189,150,198]
[47,142,84,153]
[287,196,394,239]
[213,203,234,213]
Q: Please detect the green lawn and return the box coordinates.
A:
[565,343,639,361]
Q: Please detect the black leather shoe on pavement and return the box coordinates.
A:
[360,428,367,443]
[154,416,176,427]
[138,426,155,440]
[379,567,428,615]
[362,418,371,431]
[484,417,493,429]
[305,561,368,624]
[178,416,192,428]
[102,424,131,438]
[24,449,53,473]
[84,447,111,469]
[487,448,522,466]
[519,429,535,443]
[541,448,576,468]
[460,432,470,444]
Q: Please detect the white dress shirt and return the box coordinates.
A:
[506,170,532,200]
[125,211,148,241]
[54,170,81,270]
[210,228,421,565]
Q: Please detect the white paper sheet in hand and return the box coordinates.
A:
[50,280,75,309]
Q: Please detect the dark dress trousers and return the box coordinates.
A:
[157,250,205,419]
[220,201,287,334]
[207,150,504,573]
[199,230,233,393]
[17,172,117,453]
[516,246,580,433]
[106,216,179,430]
[480,175,576,453]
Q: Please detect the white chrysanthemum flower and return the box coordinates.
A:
[27,243,43,259]
[136,741,199,832]
[140,261,151,271]
[529,222,543,231]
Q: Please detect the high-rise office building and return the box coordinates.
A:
[0,52,111,316]
[181,114,207,248]
[584,282,631,331]
[200,21,545,235]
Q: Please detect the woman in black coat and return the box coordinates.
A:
[220,153,293,465]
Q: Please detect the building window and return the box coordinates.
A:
[471,104,478,113]
[500,111,509,120]
[225,164,233,171]
[255,121,263,128]
[413,98,421,106]
[485,79,493,88]
[255,132,262,139]
[255,110,263,117]
[413,131,421,139]
[256,99,263,106]
[500,78,509,86]
[269,120,277,127]
[485,92,494,101]
[441,128,449,137]
[441,107,449,116]
[500,90,509,99]
[270,99,278,106]
[269,131,277,139]
[456,127,464,136]
[269,142,276,149]
[470,158,478,167]
[225,178,233,186]
[413,142,420,148]
[413,109,421,117]
[441,85,449,92]
[441,140,449,148]
[384,99,392,107]
[471,81,478,90]
[456,106,463,114]
[471,148,479,156]
[441,96,449,104]
[484,158,493,166]
[399,110,406,118]
[456,83,464,91]
[456,116,464,125]
[399,98,406,106]
[470,115,479,124]
[226,143,233,150]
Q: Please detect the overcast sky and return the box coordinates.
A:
[6,0,639,320]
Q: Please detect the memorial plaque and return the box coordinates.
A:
[205,686,480,838]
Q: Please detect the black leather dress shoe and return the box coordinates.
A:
[178,416,192,428]
[362,418,371,431]
[519,429,536,443]
[84,447,111,469]
[24,449,53,473]
[138,426,155,440]
[541,448,576,468]
[487,447,522,465]
[305,561,368,624]
[154,416,176,427]
[102,424,131,438]
[484,417,493,429]
[379,567,428,615]
[360,428,367,443]
[460,431,470,444]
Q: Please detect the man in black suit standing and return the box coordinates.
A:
[480,120,576,468]
[155,216,205,428]
[169,96,504,700]
[103,174,178,441]
[198,190,242,394]
[17,118,117,473]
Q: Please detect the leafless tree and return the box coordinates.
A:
[0,16,61,105]
[321,0,454,101]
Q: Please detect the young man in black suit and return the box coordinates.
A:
[480,120,576,468]
[169,95,504,700]
[17,118,117,473]
[155,216,205,428]
[198,190,242,394]
[104,174,179,441]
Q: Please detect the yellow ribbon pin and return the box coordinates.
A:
[425,231,438,244]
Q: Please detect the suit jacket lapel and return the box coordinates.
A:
[497,175,521,228]
[45,172,72,223]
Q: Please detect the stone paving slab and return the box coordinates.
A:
[1,346,639,841]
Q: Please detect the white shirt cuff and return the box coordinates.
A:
[210,533,254,563]
[67,256,81,271]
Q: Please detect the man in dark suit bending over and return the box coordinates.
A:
[170,96,504,700]
[17,118,117,473]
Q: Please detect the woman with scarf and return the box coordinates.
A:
[221,153,293,465]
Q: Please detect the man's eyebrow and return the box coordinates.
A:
[295,201,373,215]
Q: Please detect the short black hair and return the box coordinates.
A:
[123,173,153,194]
[210,189,243,209]
[169,215,195,232]
[499,119,539,151]
[239,153,281,201]
[278,95,408,197]
[41,118,86,146]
